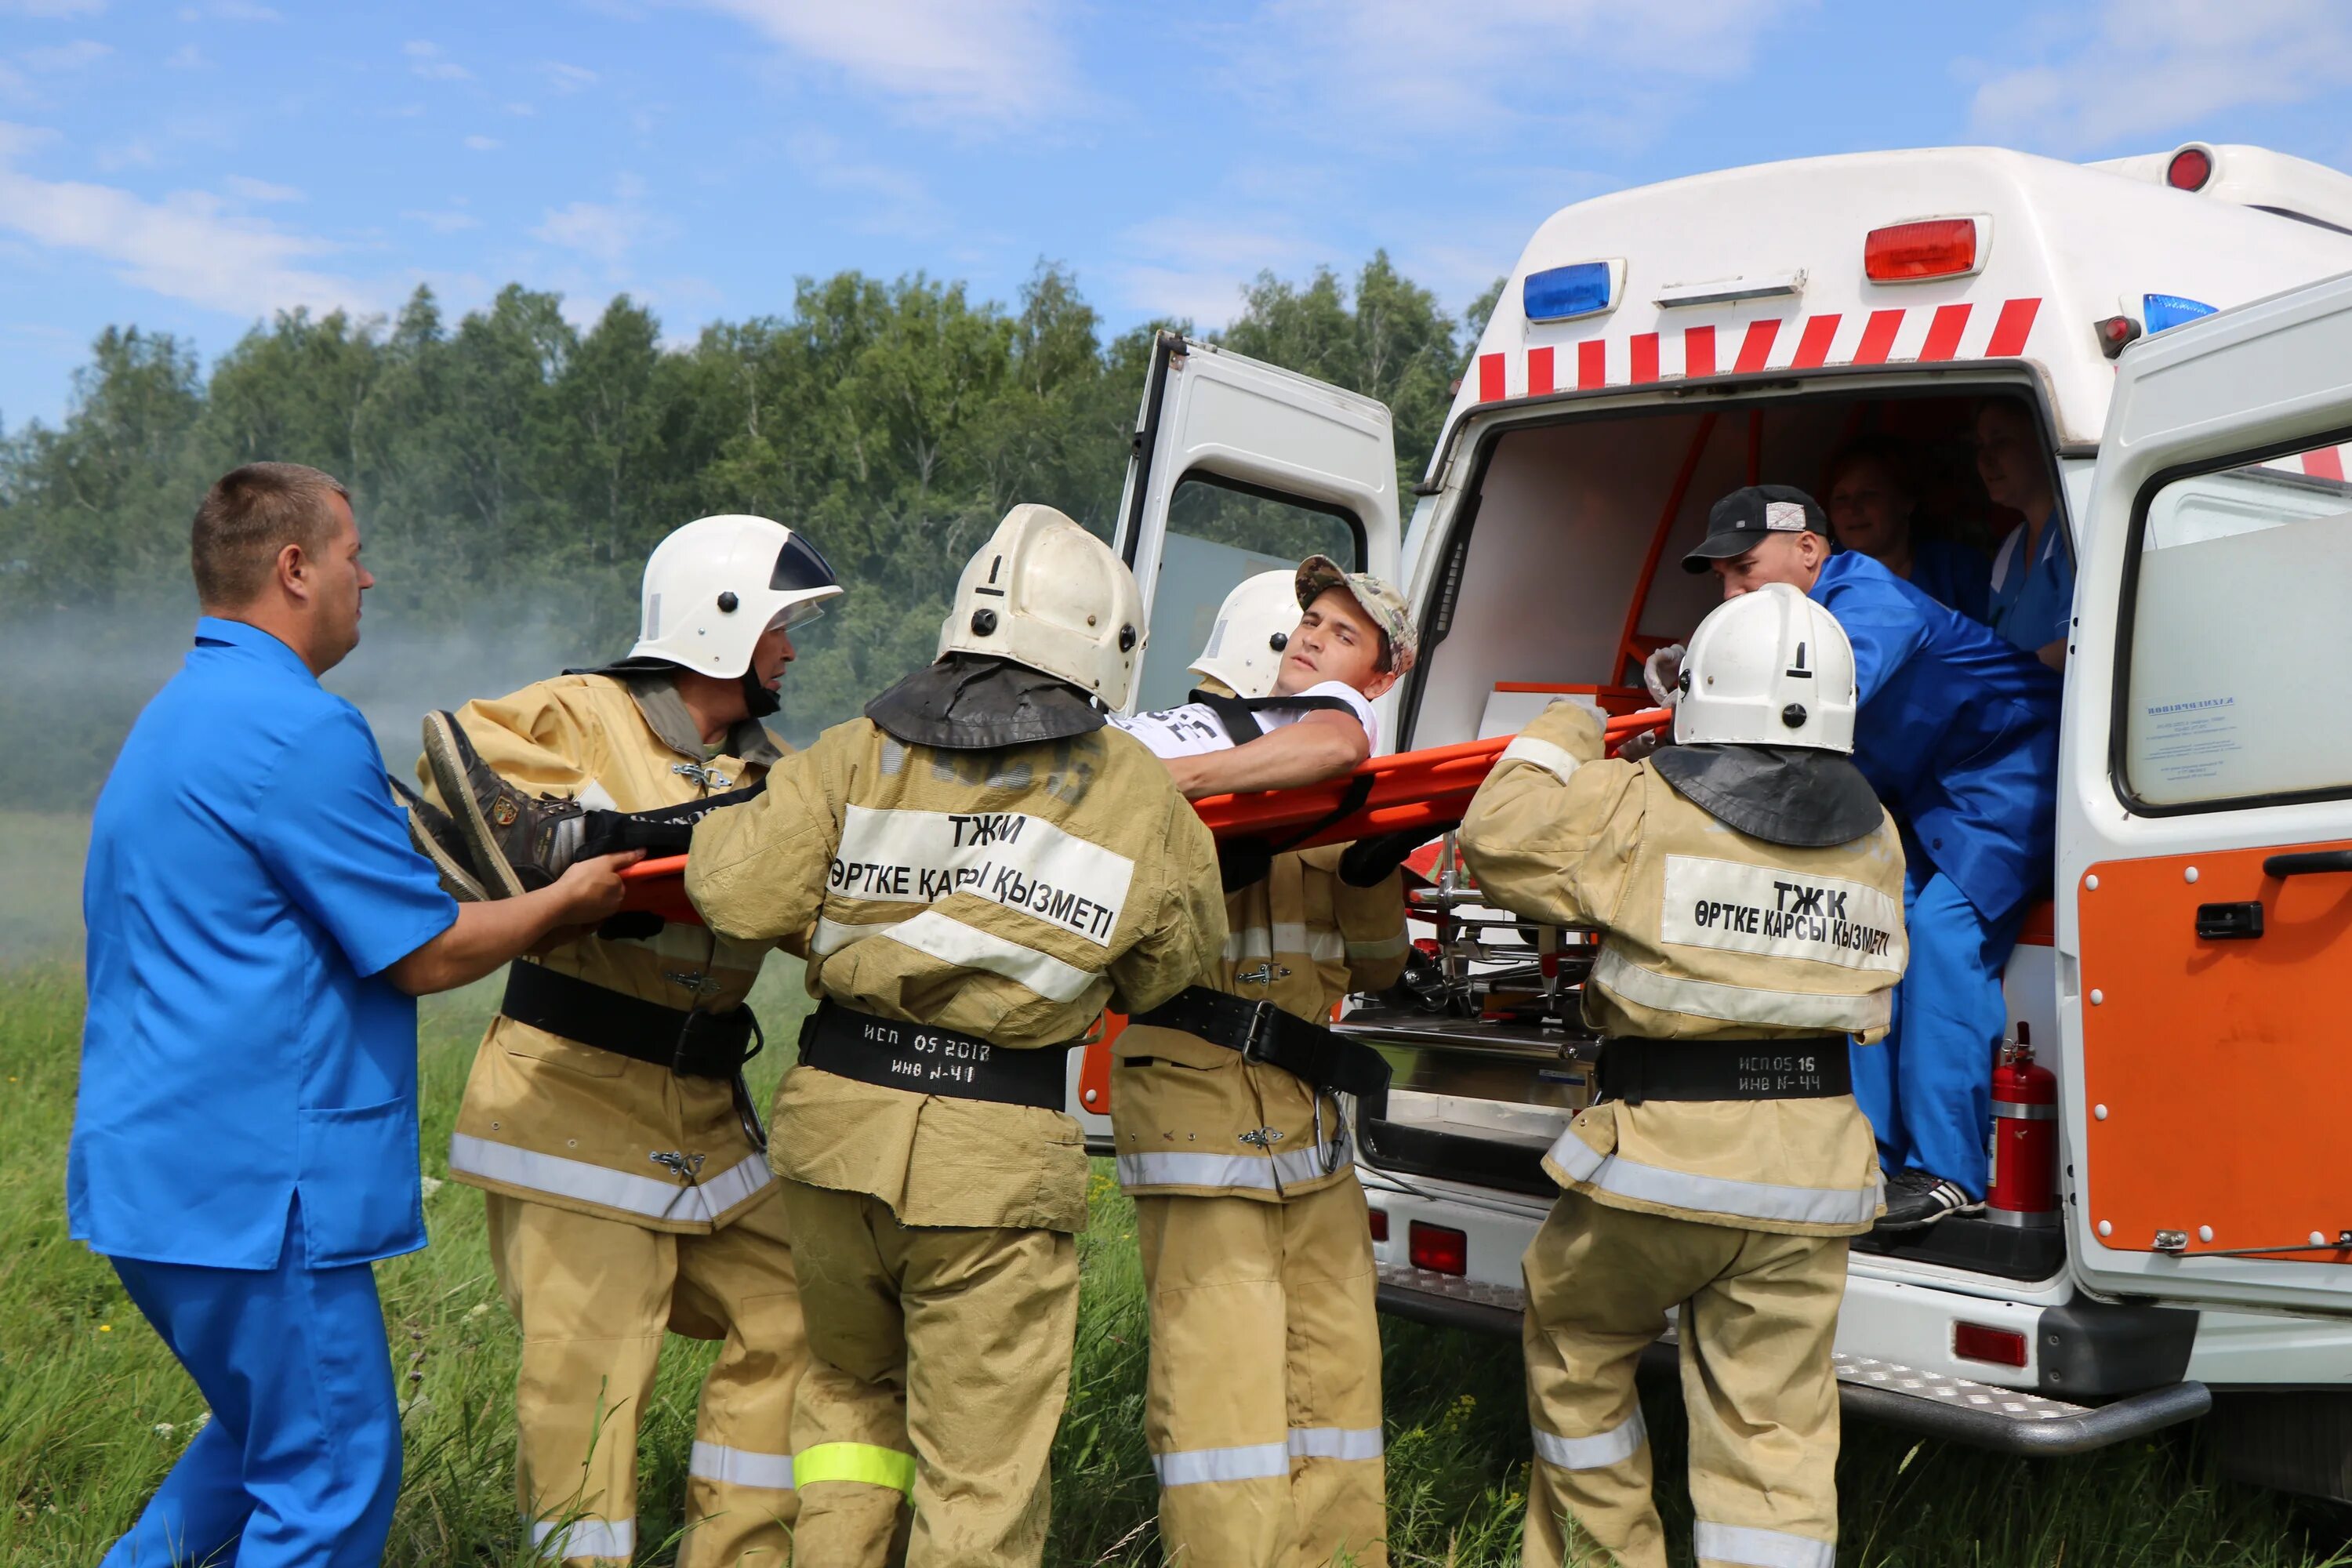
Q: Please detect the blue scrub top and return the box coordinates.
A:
[69,618,458,1270]
[1810,553,2063,921]
[1905,535,1993,626]
[1987,513,2075,655]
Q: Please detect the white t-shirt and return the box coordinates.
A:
[1108,681,1377,760]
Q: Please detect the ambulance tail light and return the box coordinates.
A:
[2095,314,2143,359]
[1864,218,1981,282]
[1953,1322,2029,1370]
[1408,1221,1468,1276]
[2167,144,2214,191]
[1523,260,1621,323]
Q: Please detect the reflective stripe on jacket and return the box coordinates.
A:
[426,672,779,1233]
[1459,701,1905,1236]
[1112,843,1410,1203]
[688,716,1227,1233]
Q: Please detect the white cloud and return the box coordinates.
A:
[402,207,481,234]
[463,134,501,151]
[0,121,377,319]
[165,42,209,69]
[1218,0,1799,153]
[179,0,277,18]
[224,173,300,202]
[1966,0,2352,154]
[1110,217,1327,328]
[21,38,111,72]
[542,60,599,93]
[404,38,472,82]
[684,0,1076,123]
[2,0,104,15]
[784,129,946,237]
[532,175,666,269]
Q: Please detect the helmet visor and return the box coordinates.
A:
[771,532,840,594]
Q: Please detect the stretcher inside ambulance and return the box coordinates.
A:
[1098,143,2352,1500]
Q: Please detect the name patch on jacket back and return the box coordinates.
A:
[1658,855,1902,972]
[829,805,1137,945]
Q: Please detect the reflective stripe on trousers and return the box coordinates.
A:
[450,1133,772,1224]
[530,1517,635,1560]
[1152,1425,1385,1486]
[1530,1406,1646,1471]
[1116,1136,1350,1192]
[688,1439,793,1491]
[792,1440,916,1497]
[1695,1521,1836,1568]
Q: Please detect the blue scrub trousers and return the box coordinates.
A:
[1850,862,2026,1200]
[101,1204,401,1568]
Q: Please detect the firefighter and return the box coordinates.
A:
[1458,583,1908,1568]
[680,504,1228,1568]
[1106,563,1417,1566]
[408,514,842,1566]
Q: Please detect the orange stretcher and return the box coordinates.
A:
[614,706,1672,924]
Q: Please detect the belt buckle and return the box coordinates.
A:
[1237,1000,1277,1064]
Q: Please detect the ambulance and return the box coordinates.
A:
[1087,142,2352,1501]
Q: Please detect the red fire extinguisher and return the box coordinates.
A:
[1987,1022,2060,1227]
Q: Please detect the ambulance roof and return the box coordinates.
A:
[1450,144,2352,454]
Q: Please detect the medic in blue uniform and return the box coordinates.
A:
[1680,485,2060,1230]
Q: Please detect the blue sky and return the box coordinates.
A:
[4,0,2350,429]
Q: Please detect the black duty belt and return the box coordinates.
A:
[1597,1036,1851,1104]
[500,962,761,1080]
[797,999,1071,1110]
[1129,985,1392,1117]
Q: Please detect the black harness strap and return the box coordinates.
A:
[500,962,761,1080]
[1129,985,1392,1118]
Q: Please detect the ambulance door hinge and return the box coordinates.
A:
[2153,1230,2190,1254]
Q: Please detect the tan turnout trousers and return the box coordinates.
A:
[488,1189,804,1566]
[776,1178,1081,1568]
[1133,1177,1385,1567]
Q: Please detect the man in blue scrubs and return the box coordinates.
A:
[1679,485,2061,1229]
[1976,399,2074,670]
[71,463,641,1567]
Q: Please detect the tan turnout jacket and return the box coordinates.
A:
[1112,844,1410,1201]
[426,672,783,1234]
[688,714,1227,1235]
[1459,702,1907,1236]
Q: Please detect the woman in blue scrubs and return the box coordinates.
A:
[1976,400,2074,670]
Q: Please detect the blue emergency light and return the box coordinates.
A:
[1524,261,1616,323]
[2143,293,2216,333]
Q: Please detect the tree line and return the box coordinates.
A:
[0,256,1499,808]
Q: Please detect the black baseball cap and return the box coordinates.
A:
[1680,485,1831,573]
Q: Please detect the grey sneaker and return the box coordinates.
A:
[1876,1168,1984,1232]
[419,710,584,898]
[391,778,485,902]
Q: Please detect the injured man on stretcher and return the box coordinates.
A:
[402,554,1421,904]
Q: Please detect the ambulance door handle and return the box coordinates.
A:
[2194,902,2264,941]
[2263,849,2352,878]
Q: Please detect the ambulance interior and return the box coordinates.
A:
[1362,379,2072,1280]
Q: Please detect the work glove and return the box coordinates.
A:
[1338,826,1449,887]
[1616,726,1673,764]
[1642,643,1687,710]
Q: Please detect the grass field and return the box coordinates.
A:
[4,934,2348,1563]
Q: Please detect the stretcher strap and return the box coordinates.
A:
[793,1442,916,1496]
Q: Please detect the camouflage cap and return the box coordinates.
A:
[1295,554,1418,676]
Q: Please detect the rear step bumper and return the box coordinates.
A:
[1377,1263,2212,1456]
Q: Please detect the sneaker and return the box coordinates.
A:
[419,710,584,898]
[1876,1168,1984,1232]
[391,779,486,902]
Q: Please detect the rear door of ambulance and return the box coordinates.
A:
[1065,330,1403,1144]
[2062,270,2352,1316]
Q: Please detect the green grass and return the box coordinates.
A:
[3,958,2345,1566]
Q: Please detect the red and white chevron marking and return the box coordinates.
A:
[1475,297,2044,403]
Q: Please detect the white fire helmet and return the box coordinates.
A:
[1188,570,1301,699]
[1673,582,1857,753]
[629,515,843,679]
[937,504,1145,709]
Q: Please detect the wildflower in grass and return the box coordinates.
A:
[154,1423,176,1436]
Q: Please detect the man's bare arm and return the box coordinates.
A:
[386,851,642,996]
[1162,710,1371,800]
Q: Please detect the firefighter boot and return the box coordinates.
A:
[422,709,586,898]
[391,777,485,902]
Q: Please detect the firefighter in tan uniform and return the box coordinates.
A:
[681,505,1228,1568]
[406,515,843,1565]
[1105,565,1418,1566]
[1457,583,1908,1568]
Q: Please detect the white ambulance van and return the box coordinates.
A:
[1085,143,2352,1500]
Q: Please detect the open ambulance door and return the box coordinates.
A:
[1070,332,1402,1146]
[2060,270,2352,1316]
